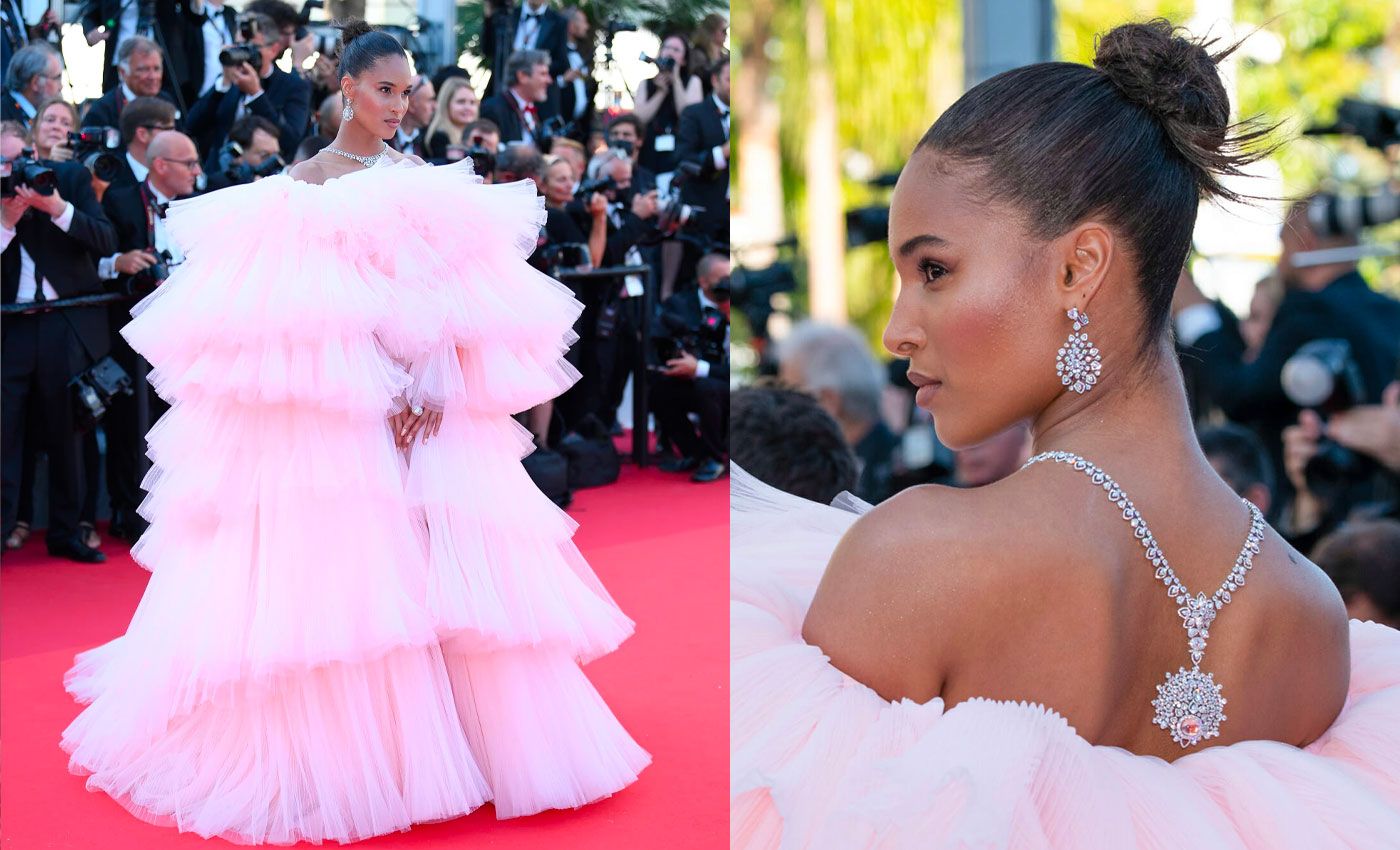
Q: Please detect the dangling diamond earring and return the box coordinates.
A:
[343,98,355,121]
[1056,307,1102,394]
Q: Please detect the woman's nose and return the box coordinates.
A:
[882,289,924,357]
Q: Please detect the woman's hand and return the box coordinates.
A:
[47,142,74,163]
[391,407,444,448]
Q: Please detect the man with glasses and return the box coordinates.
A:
[108,96,178,191]
[2,42,63,132]
[186,10,310,167]
[95,129,199,541]
[84,36,181,132]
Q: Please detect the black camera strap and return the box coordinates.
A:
[138,180,161,249]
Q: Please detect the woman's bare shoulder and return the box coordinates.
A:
[287,158,328,185]
[384,148,427,166]
[801,480,1036,702]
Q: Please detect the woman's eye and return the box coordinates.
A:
[918,259,948,284]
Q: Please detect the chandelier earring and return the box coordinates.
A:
[343,97,355,121]
[1056,307,1102,394]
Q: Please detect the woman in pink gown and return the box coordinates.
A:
[731,21,1400,848]
[60,20,648,844]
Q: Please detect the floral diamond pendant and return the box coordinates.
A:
[1152,667,1226,748]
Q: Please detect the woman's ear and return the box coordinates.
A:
[1059,222,1114,311]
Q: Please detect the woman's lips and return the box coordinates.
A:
[908,369,943,406]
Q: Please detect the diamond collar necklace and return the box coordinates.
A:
[324,141,389,168]
[1023,450,1265,748]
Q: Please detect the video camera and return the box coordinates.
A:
[69,127,122,182]
[1,149,57,197]
[1303,99,1400,237]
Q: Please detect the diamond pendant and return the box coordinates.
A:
[1152,667,1227,747]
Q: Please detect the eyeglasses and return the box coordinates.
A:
[155,156,202,171]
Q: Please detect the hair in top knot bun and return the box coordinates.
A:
[335,17,406,80]
[1093,19,1274,204]
[915,18,1278,356]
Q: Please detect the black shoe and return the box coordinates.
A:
[46,535,107,563]
[659,455,701,473]
[109,512,149,542]
[691,458,727,483]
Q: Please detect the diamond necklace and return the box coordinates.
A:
[1023,450,1265,748]
[323,141,389,168]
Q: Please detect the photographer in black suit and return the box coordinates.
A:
[482,0,569,96]
[187,10,310,167]
[1,121,119,562]
[676,57,728,246]
[651,252,730,483]
[555,7,595,144]
[479,49,558,148]
[95,130,198,539]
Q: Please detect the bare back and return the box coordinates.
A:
[802,459,1350,762]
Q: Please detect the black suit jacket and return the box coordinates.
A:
[0,89,30,129]
[479,91,560,148]
[481,6,570,84]
[676,97,728,238]
[656,288,729,383]
[157,0,236,107]
[189,64,311,168]
[1,160,117,356]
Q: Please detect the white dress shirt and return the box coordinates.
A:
[510,88,537,142]
[562,40,587,119]
[126,150,149,183]
[1,202,77,301]
[200,2,233,96]
[710,93,730,171]
[513,4,547,51]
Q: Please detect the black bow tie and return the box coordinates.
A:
[150,199,168,217]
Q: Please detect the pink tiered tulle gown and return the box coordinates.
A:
[730,466,1400,850]
[60,157,649,845]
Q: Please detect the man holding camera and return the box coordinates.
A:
[651,252,730,483]
[480,49,559,149]
[676,57,729,248]
[1,121,119,562]
[94,130,197,540]
[481,0,569,97]
[187,11,310,168]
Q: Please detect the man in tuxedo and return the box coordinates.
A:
[1,122,119,562]
[156,0,239,108]
[479,49,558,149]
[676,57,729,246]
[83,36,181,131]
[94,130,198,540]
[186,10,309,168]
[651,252,730,482]
[481,0,569,96]
[2,42,62,131]
[106,95,178,189]
[555,7,594,144]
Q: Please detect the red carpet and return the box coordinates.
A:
[0,460,728,849]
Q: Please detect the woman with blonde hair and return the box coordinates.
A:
[424,75,480,161]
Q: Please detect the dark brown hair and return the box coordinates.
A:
[916,19,1276,349]
[336,18,405,80]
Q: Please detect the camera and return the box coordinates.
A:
[220,43,261,68]
[294,0,325,41]
[128,248,176,294]
[538,242,591,275]
[1,149,57,197]
[237,15,260,43]
[641,54,677,73]
[536,114,576,151]
[1281,339,1374,498]
[608,138,634,158]
[653,306,726,369]
[217,140,286,184]
[652,161,704,238]
[576,174,618,200]
[69,127,122,182]
[1307,185,1400,238]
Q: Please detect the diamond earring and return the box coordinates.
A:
[343,98,354,121]
[1056,307,1102,394]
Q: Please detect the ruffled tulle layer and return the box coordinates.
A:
[64,156,647,844]
[730,466,1400,850]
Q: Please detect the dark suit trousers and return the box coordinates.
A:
[650,373,727,461]
[2,311,91,540]
[103,316,164,515]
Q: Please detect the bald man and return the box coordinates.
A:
[96,130,200,541]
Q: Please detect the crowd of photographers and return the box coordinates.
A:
[1,0,731,562]
[735,201,1400,629]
